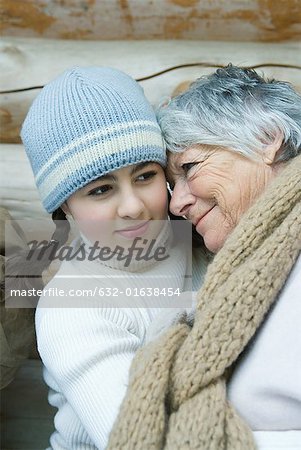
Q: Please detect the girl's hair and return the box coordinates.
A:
[4,208,70,301]
[157,64,301,162]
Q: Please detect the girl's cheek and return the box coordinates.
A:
[153,185,168,214]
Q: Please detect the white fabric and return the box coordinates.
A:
[36,236,207,450]
[228,253,301,448]
[253,431,301,449]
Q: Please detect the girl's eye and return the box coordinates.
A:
[88,185,113,196]
[136,171,157,182]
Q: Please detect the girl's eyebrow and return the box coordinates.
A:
[86,162,154,188]
[130,162,154,175]
[87,173,117,188]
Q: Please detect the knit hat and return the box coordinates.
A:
[21,67,166,213]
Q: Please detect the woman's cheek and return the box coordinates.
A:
[212,190,236,227]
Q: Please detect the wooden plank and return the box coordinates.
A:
[1,37,301,143]
[1,0,301,41]
[0,144,47,218]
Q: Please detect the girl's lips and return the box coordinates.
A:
[115,221,150,239]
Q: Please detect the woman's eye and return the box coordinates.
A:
[88,185,112,196]
[181,162,197,174]
[136,171,157,181]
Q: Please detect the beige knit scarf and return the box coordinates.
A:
[107,155,301,450]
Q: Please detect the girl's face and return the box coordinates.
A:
[63,162,168,246]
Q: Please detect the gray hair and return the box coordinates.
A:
[157,64,301,161]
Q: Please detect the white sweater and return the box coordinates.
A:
[36,227,208,450]
[228,253,301,449]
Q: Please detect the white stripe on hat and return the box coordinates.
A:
[36,120,159,184]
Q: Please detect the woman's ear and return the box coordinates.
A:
[263,132,283,165]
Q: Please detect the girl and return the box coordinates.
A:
[20,67,206,449]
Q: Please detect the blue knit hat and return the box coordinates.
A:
[21,67,166,213]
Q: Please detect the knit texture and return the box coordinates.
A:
[21,67,166,212]
[107,154,301,450]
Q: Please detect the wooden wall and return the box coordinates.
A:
[1,38,301,145]
[1,0,301,42]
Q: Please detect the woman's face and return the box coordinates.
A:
[63,162,168,246]
[167,145,279,253]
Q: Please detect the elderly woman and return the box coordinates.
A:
[107,65,301,450]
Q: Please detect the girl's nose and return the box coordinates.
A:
[117,190,145,219]
[169,181,195,217]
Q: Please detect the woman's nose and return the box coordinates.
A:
[117,190,145,219]
[169,181,195,217]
